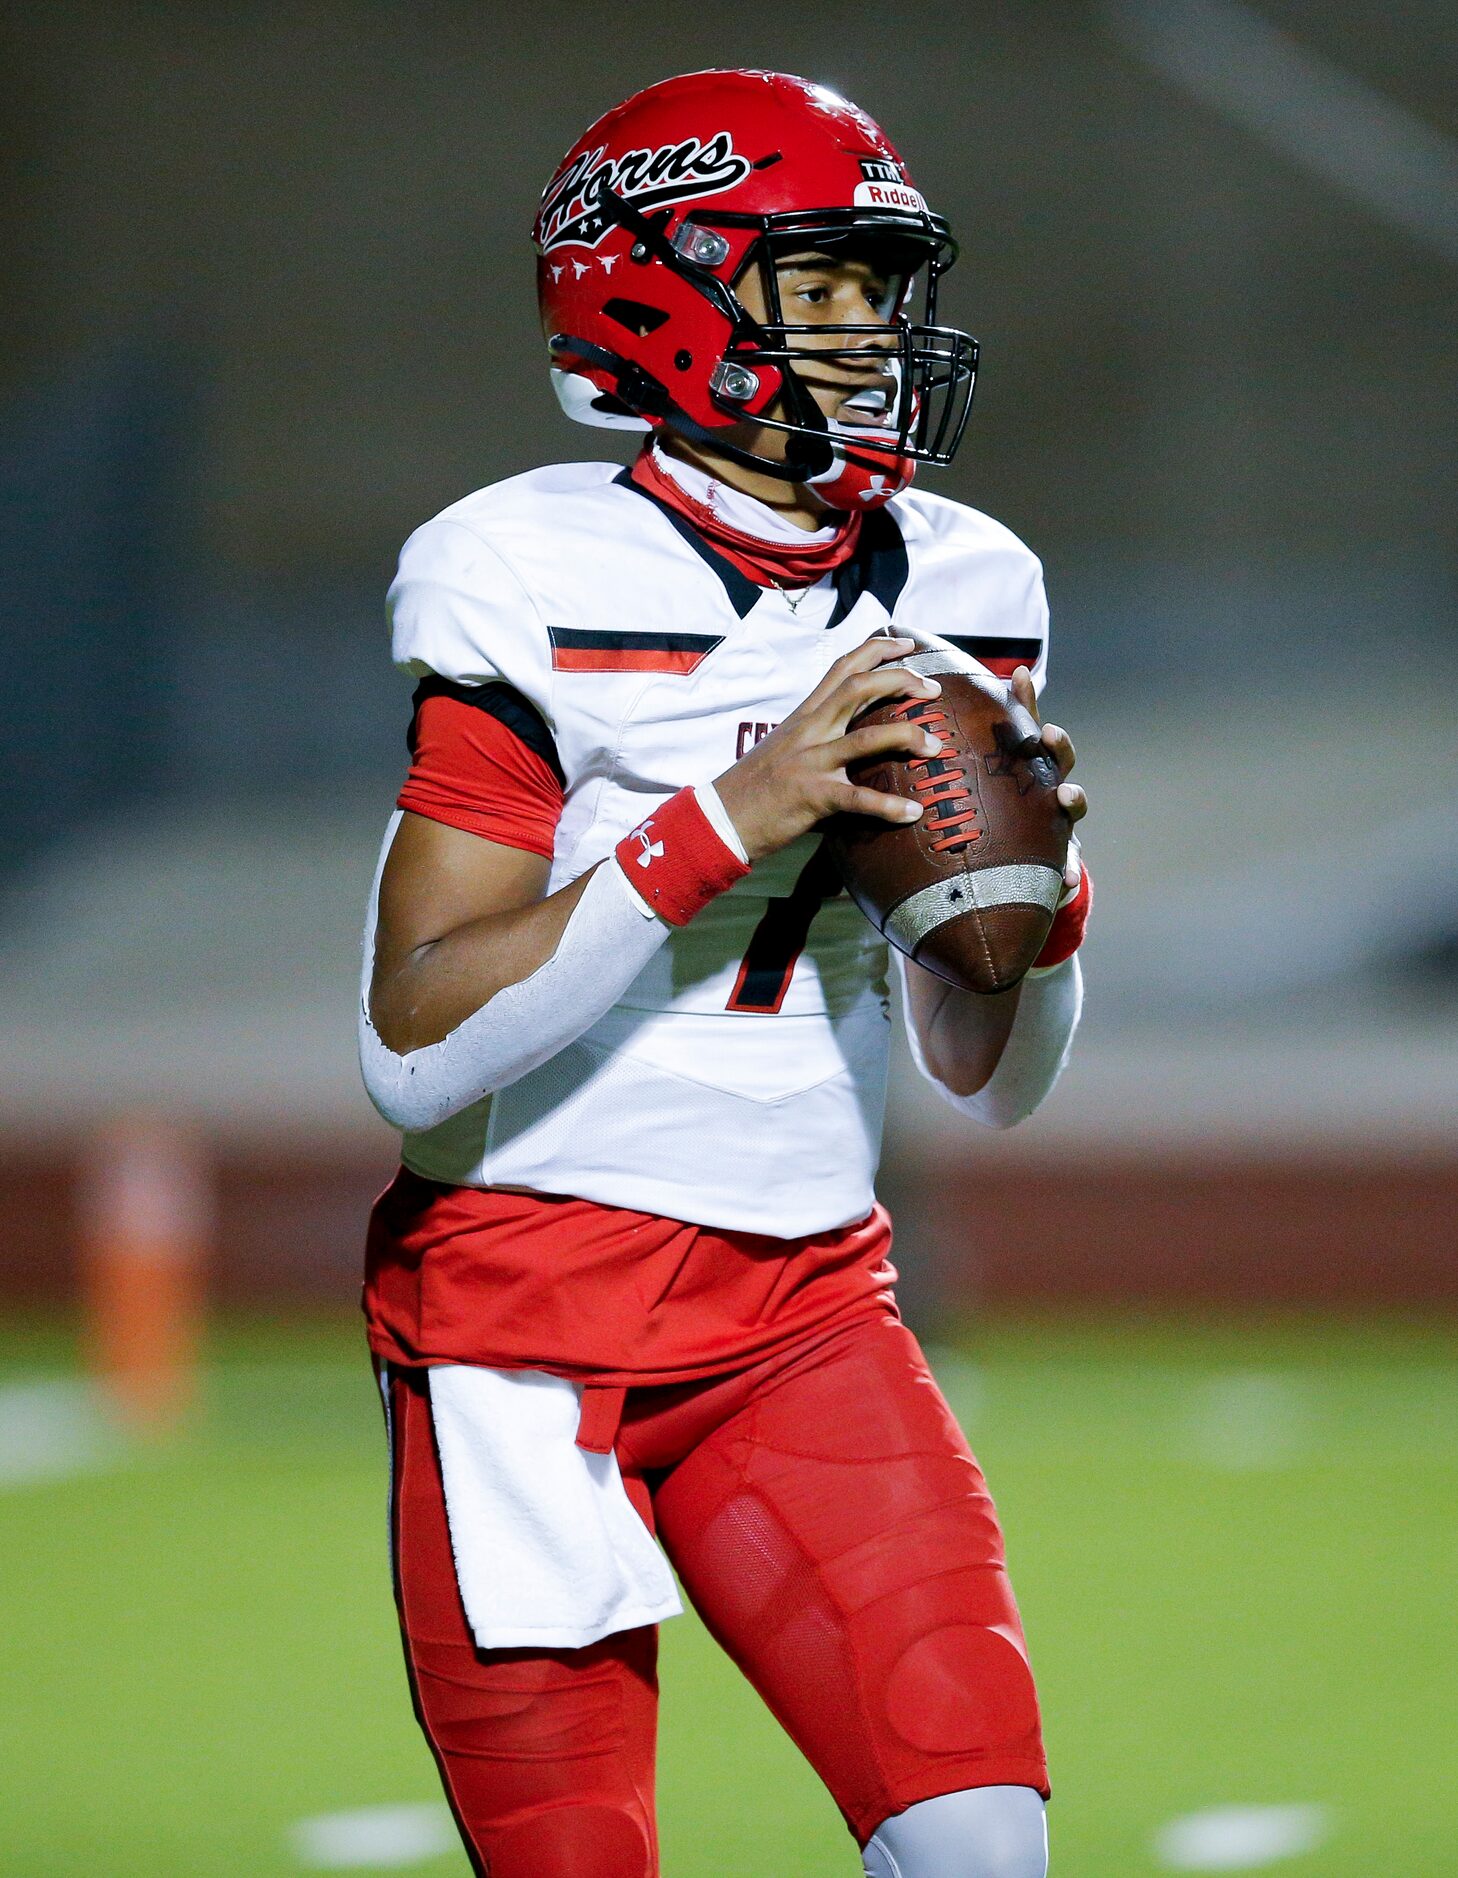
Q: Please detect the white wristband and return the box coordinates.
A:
[692,781,749,865]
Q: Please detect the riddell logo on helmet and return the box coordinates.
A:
[854,155,926,213]
[539,133,752,252]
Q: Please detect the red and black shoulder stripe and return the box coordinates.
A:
[547,627,725,675]
[940,634,1044,681]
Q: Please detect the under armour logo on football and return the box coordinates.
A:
[633,827,665,867]
[859,476,890,501]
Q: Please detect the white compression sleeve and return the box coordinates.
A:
[863,1786,1048,1878]
[897,950,1083,1131]
[359,841,669,1133]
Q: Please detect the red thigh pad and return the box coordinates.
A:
[650,1321,1048,1842]
[487,1803,655,1878]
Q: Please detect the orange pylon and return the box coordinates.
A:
[79,1116,209,1435]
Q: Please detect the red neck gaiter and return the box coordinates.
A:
[631,448,862,589]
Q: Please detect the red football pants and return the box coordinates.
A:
[384,1315,1048,1877]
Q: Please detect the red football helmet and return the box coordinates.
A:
[533,69,979,506]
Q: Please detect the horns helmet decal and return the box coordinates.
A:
[533,69,979,507]
[539,133,753,253]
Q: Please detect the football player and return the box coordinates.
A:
[360,69,1091,1878]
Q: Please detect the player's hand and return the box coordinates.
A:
[715,636,942,862]
[1012,665,1087,889]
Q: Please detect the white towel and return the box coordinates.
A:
[427,1364,683,1650]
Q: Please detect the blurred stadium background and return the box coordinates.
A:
[1,3,1454,1873]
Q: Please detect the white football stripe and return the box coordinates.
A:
[0,1379,123,1487]
[1153,1803,1331,1870]
[289,1803,457,1868]
[885,866,1064,951]
[1183,1372,1315,1471]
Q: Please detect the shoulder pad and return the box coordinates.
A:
[388,513,555,724]
[890,490,1052,694]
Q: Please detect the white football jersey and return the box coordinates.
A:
[370,460,1050,1236]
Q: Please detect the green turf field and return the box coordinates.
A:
[1,1313,1454,1875]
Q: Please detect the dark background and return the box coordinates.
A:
[1,0,1454,1314]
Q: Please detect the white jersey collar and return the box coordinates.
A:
[649,443,839,548]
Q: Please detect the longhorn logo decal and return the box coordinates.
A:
[537,132,752,253]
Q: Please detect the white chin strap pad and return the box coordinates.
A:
[862,1787,1048,1878]
[550,366,653,432]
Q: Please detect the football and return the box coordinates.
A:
[826,643,1071,993]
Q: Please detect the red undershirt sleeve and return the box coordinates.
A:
[397,690,564,860]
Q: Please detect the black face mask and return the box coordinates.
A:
[564,188,980,486]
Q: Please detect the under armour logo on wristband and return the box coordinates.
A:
[615,789,750,927]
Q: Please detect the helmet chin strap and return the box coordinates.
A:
[660,404,917,511]
[548,330,834,484]
[550,309,905,505]
[661,403,835,485]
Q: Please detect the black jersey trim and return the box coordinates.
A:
[547,628,724,652]
[826,506,910,629]
[612,468,761,620]
[408,676,565,787]
[942,635,1044,665]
